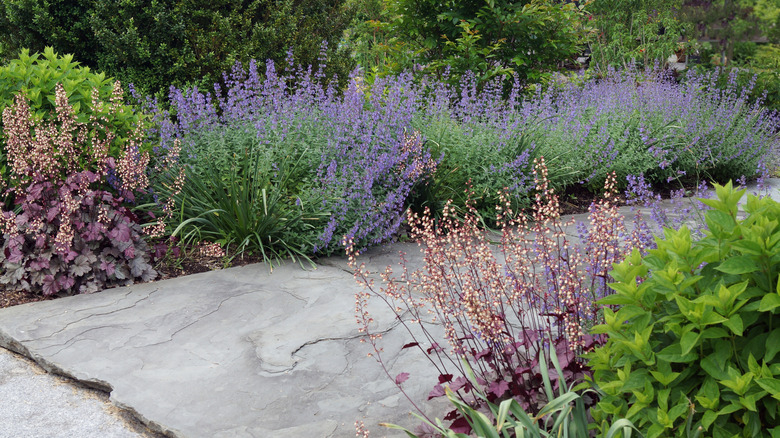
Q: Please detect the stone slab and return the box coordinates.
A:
[0,263,449,437]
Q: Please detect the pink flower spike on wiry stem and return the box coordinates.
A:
[0,82,163,296]
[350,156,631,433]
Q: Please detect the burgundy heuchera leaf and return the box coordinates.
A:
[488,380,509,398]
[449,417,471,434]
[100,260,116,276]
[449,376,469,392]
[427,384,445,400]
[438,373,453,384]
[394,372,410,385]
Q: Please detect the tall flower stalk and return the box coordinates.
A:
[0,83,159,295]
[349,157,650,432]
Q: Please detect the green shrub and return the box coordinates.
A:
[0,47,149,190]
[588,0,689,70]
[0,0,356,97]
[751,44,780,70]
[410,114,551,225]
[588,182,780,437]
[344,0,589,86]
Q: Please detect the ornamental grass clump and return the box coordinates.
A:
[0,83,157,295]
[349,157,652,434]
[141,56,438,257]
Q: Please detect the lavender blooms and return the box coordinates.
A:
[140,58,779,257]
[143,61,439,255]
[529,67,778,192]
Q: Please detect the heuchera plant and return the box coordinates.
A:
[0,83,157,296]
[0,48,153,192]
[349,157,653,433]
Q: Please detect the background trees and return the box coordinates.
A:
[344,0,591,85]
[1,0,779,102]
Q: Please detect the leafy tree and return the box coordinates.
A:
[588,0,691,70]
[681,0,763,65]
[345,0,591,85]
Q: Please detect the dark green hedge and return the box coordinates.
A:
[0,0,356,97]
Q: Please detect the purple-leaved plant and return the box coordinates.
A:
[348,157,650,434]
[0,84,157,295]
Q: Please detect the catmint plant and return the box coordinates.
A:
[141,59,439,256]
[137,56,778,260]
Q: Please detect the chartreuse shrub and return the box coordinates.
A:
[0,47,149,192]
[0,84,156,296]
[587,182,780,437]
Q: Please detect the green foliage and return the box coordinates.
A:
[681,0,764,65]
[538,109,685,193]
[0,47,148,190]
[736,44,780,111]
[683,62,780,112]
[409,114,541,225]
[343,0,417,77]
[347,0,590,86]
[0,0,356,97]
[588,182,780,437]
[145,122,328,267]
[751,44,780,70]
[88,0,356,96]
[0,0,95,68]
[589,0,689,70]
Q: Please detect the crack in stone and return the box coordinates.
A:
[40,326,133,357]
[258,317,406,376]
[3,287,139,326]
[135,289,258,348]
[32,288,160,341]
[278,287,307,303]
